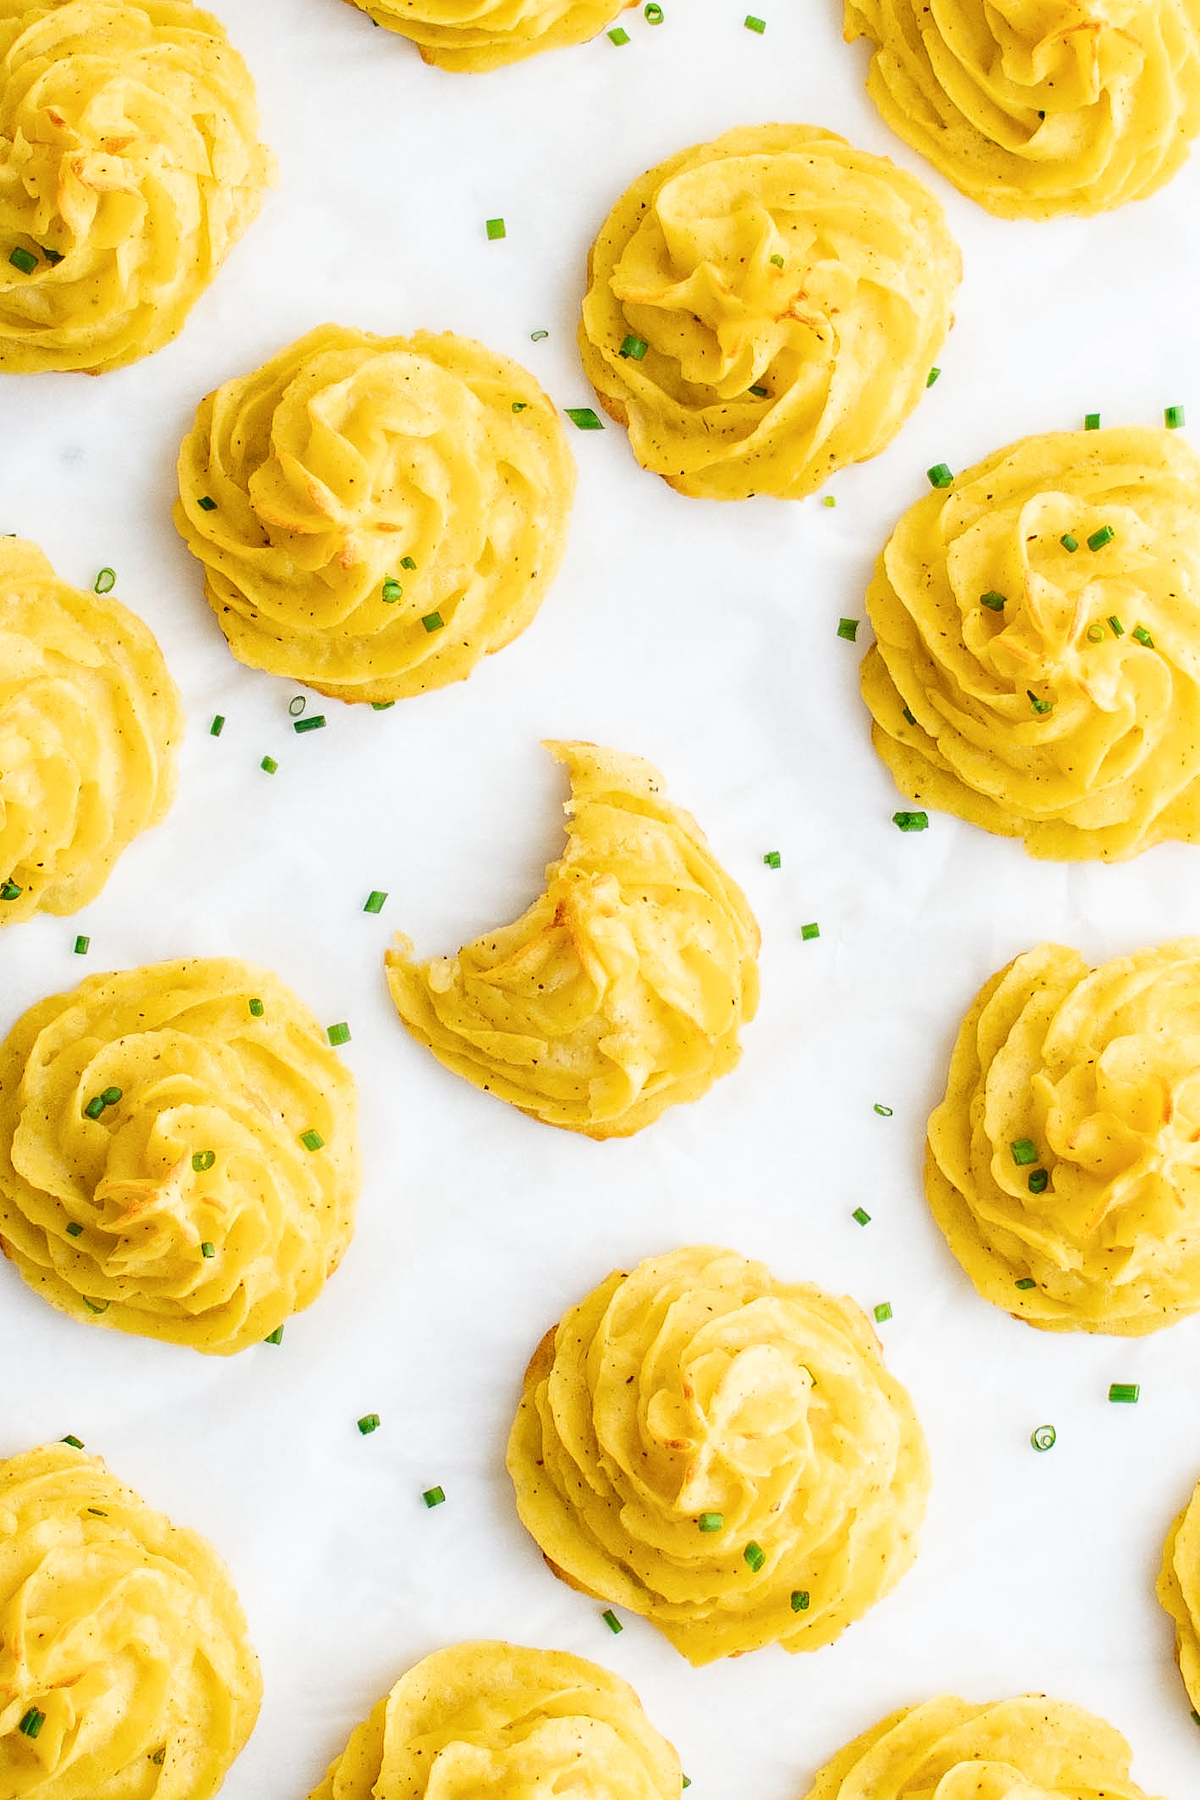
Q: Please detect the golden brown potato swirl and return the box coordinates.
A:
[579,124,960,501]
[175,324,575,704]
[0,0,275,374]
[1159,1476,1200,1716]
[0,1442,261,1799]
[0,958,360,1354]
[308,1641,681,1800]
[804,1693,1159,1800]
[845,0,1200,219]
[385,742,760,1138]
[507,1246,930,1665]
[341,0,631,72]
[927,939,1200,1336]
[863,427,1200,860]
[0,539,181,924]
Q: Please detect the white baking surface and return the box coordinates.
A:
[3,0,1200,1793]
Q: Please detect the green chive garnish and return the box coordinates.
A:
[837,617,859,641]
[264,1326,284,1345]
[1165,405,1186,429]
[926,367,941,387]
[401,557,417,570]
[1109,1383,1139,1404]
[1028,1168,1049,1194]
[74,935,89,954]
[763,851,781,868]
[260,755,278,773]
[769,253,784,268]
[1015,1277,1036,1290]
[327,1022,351,1047]
[81,1297,108,1314]
[927,463,953,488]
[608,24,630,42]
[61,1434,84,1448]
[1030,1424,1056,1452]
[1028,690,1053,715]
[790,1589,810,1611]
[40,246,62,265]
[697,1511,723,1532]
[9,245,37,274]
[210,715,225,736]
[744,1541,765,1572]
[801,922,820,941]
[101,1088,121,1106]
[852,1207,871,1225]
[874,1103,893,1116]
[902,706,916,724]
[1108,615,1124,636]
[602,1608,623,1633]
[421,611,445,632]
[892,811,928,831]
[93,568,116,594]
[1086,624,1104,643]
[644,2,663,18]
[201,1242,215,1257]
[1,880,22,900]
[288,695,306,717]
[364,890,388,914]
[682,1781,691,1791]
[300,1129,324,1152]
[83,1096,106,1120]
[1060,534,1078,552]
[565,408,604,430]
[530,329,549,341]
[1085,413,1100,430]
[980,591,1006,611]
[619,334,648,360]
[1011,1139,1037,1165]
[294,715,326,734]
[485,218,506,240]
[822,495,836,507]
[1132,625,1154,647]
[381,578,403,602]
[371,701,395,710]
[197,495,217,511]
[192,1150,215,1172]
[874,1302,892,1323]
[66,1222,83,1237]
[357,1413,381,1435]
[744,13,766,29]
[1088,524,1115,551]
[423,1485,446,1507]
[249,997,264,1016]
[18,1707,44,1738]
[511,400,528,412]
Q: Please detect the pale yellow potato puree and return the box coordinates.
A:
[1158,1475,1200,1715]
[341,0,632,71]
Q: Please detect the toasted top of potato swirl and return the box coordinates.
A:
[1159,1475,1200,1717]
[803,1692,1160,1800]
[385,742,760,1138]
[845,0,1200,218]
[862,427,1200,861]
[308,1640,681,1800]
[341,0,630,72]
[579,123,959,501]
[0,0,275,374]
[0,538,181,923]
[175,324,575,705]
[507,1246,930,1665]
[0,1441,261,1799]
[0,958,360,1353]
[927,938,1200,1336]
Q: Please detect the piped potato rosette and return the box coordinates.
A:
[506,1246,930,1665]
[0,1441,261,1799]
[341,0,633,73]
[385,742,760,1139]
[0,958,360,1353]
[307,1641,681,1800]
[863,427,1200,860]
[803,1693,1161,1800]
[0,539,181,924]
[927,939,1200,1336]
[579,124,960,501]
[845,0,1200,219]
[1158,1476,1200,1715]
[176,324,575,705]
[0,0,275,374]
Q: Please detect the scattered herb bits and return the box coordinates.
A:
[66,1222,83,1237]
[381,579,402,602]
[511,400,528,413]
[61,1434,84,1448]
[980,590,1006,611]
[0,880,22,900]
[801,922,820,941]
[74,935,89,955]
[644,1,663,17]
[264,1326,284,1345]
[191,1150,215,1172]
[197,495,218,511]
[299,1129,325,1152]
[744,13,766,29]
[744,1541,766,1572]
[401,557,417,570]
[1027,690,1053,715]
[1014,1277,1036,1290]
[608,24,630,42]
[248,997,264,1017]
[763,850,781,868]
[293,715,326,734]
[748,384,768,397]
[327,1022,351,1047]
[1011,1139,1037,1166]
[93,567,116,594]
[619,334,648,360]
[873,1103,893,1116]
[1085,413,1100,430]
[1030,1424,1056,1452]
[363,890,388,914]
[18,1707,44,1739]
[837,617,859,641]
[823,495,835,507]
[357,1413,381,1435]
[485,217,506,240]
[210,715,225,736]
[790,1589,810,1611]
[530,329,549,341]
[1060,533,1079,552]
[873,1302,892,1324]
[927,463,953,488]
[1088,524,1115,551]
[421,611,445,633]
[1165,404,1186,429]
[423,1485,446,1507]
[9,245,37,275]
[852,1207,871,1226]
[770,253,784,268]
[565,407,604,430]
[288,695,306,716]
[201,1242,215,1258]
[697,1511,723,1532]
[1086,623,1105,643]
[926,366,941,387]
[260,755,278,774]
[892,811,929,831]
[1108,1383,1140,1404]
[602,1608,623,1633]
[1027,1168,1049,1194]
[1132,626,1155,648]
[1108,615,1125,636]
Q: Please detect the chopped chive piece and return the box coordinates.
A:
[769,253,784,268]
[511,400,528,412]
[66,1222,83,1237]
[1088,524,1115,551]
[327,1022,351,1047]
[602,1608,623,1633]
[1027,1168,1049,1194]
[9,245,37,274]
[801,922,820,941]
[201,1242,215,1257]
[192,1150,215,1173]
[421,611,445,632]
[100,1088,121,1107]
[1108,615,1124,636]
[1109,1382,1139,1403]
[1027,690,1053,715]
[1086,623,1105,643]
[1014,1277,1036,1290]
[300,1129,324,1152]
[288,695,306,717]
[293,715,326,734]
[874,1302,892,1323]
[152,1748,166,1764]
[852,1206,871,1225]
[902,706,916,724]
[1011,1138,1037,1166]
[744,1540,766,1572]
[1030,1424,1056,1452]
[40,246,62,265]
[927,463,953,488]
[210,715,225,736]
[86,1507,106,1517]
[837,617,859,641]
[81,1297,108,1314]
[790,1589,810,1611]
[61,1434,84,1448]
[744,13,766,29]
[1132,625,1154,647]
[197,494,217,511]
[264,1326,284,1345]
[530,329,549,341]
[423,1485,446,1507]
[18,1707,44,1738]
[763,850,781,868]
[697,1511,723,1531]
[83,1096,106,1120]
[644,2,663,18]
[73,935,89,955]
[381,578,403,602]
[926,366,941,387]
[1191,1710,1200,1727]
[364,890,388,914]
[93,567,116,594]
[357,1413,381,1435]
[823,495,836,507]
[371,700,395,710]
[980,590,1006,610]
[892,811,929,831]
[1085,413,1100,430]
[1,879,22,900]
[608,24,630,42]
[260,755,278,773]
[874,1103,893,1117]
[1165,405,1186,429]
[248,997,264,1016]
[619,334,648,360]
[565,408,604,430]
[682,1782,691,1791]
[1060,533,1078,552]
[401,556,417,570]
[485,218,506,240]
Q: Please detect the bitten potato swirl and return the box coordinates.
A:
[0,0,275,374]
[341,0,632,73]
[927,939,1200,1336]
[0,539,181,923]
[863,427,1200,860]
[0,1442,261,1799]
[579,124,960,501]
[308,1641,681,1800]
[1158,1476,1200,1715]
[507,1246,930,1664]
[175,325,575,704]
[385,742,760,1138]
[845,0,1200,219]
[803,1693,1161,1800]
[0,958,360,1353]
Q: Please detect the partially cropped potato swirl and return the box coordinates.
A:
[176,325,575,704]
[308,1641,681,1800]
[0,958,360,1353]
[507,1247,930,1664]
[0,539,181,923]
[0,0,275,374]
[0,1442,261,1799]
[927,939,1200,1336]
[863,427,1200,860]
[804,1694,1159,1800]
[1158,1476,1200,1716]
[579,124,960,501]
[385,742,760,1138]
[342,0,631,72]
[845,0,1200,219]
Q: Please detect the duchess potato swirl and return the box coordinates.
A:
[927,939,1200,1336]
[1159,1477,1200,1715]
[385,742,760,1138]
[175,325,575,704]
[0,0,274,374]
[862,427,1200,860]
[0,539,181,924]
[579,124,959,501]
[803,1693,1160,1800]
[0,1442,260,1799]
[308,1641,681,1800]
[0,958,360,1353]
[845,0,1200,219]
[507,1246,930,1665]
[341,0,632,72]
